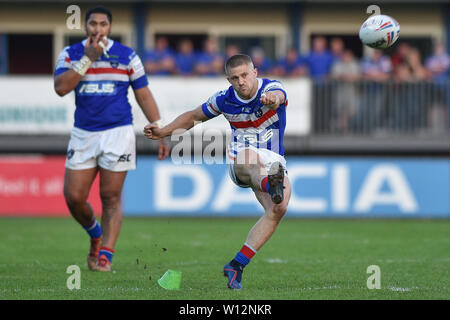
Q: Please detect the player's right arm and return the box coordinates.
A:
[54,35,104,96]
[144,105,210,140]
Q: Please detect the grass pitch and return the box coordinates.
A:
[0,217,448,300]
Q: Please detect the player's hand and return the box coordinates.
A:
[260,92,280,109]
[85,34,105,62]
[157,138,170,160]
[143,123,163,140]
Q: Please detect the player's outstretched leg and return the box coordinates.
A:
[224,150,290,289]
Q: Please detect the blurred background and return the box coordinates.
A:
[0,0,449,218]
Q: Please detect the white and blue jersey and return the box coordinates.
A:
[54,39,148,131]
[201,78,287,160]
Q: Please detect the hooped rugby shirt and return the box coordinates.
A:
[201,78,288,159]
[54,39,148,131]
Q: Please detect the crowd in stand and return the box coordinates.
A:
[144,35,450,82]
[145,35,450,134]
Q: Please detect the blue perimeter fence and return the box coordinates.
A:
[122,156,450,218]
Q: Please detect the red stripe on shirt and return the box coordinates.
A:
[209,103,220,114]
[65,57,71,63]
[85,68,128,75]
[230,109,277,128]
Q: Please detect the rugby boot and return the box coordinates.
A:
[268,161,285,204]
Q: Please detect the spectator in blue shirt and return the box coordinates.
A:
[250,47,273,76]
[273,47,308,77]
[175,38,197,76]
[144,36,176,76]
[330,37,345,62]
[306,36,334,79]
[425,42,450,83]
[361,49,392,81]
[225,44,240,59]
[195,37,224,76]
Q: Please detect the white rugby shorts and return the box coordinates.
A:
[65,125,136,172]
[228,147,288,188]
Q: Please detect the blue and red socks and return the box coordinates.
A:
[83,218,102,239]
[98,246,114,263]
[260,176,270,193]
[231,243,257,268]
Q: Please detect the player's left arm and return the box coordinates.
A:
[133,86,170,160]
[259,89,286,110]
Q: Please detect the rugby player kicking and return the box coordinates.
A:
[144,54,291,289]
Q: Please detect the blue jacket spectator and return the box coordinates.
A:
[273,47,308,77]
[144,36,176,75]
[361,49,392,81]
[175,38,197,76]
[330,37,345,62]
[306,36,334,79]
[195,37,224,76]
[250,47,273,76]
[425,42,450,83]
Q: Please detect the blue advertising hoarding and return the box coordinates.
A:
[123,157,450,218]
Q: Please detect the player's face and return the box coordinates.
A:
[86,13,112,42]
[227,63,258,99]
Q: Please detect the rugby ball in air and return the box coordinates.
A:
[359,14,400,49]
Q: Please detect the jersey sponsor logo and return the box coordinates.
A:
[237,129,274,144]
[78,82,117,96]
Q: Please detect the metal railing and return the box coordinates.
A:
[312,79,450,137]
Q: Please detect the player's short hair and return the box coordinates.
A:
[225,54,254,75]
[85,6,113,24]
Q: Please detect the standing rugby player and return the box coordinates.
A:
[54,6,169,271]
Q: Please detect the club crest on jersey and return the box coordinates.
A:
[110,60,119,68]
[254,109,263,118]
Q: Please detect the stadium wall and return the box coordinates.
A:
[1,155,448,218]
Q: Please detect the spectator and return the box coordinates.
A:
[391,42,411,69]
[330,37,345,62]
[330,49,361,132]
[195,37,224,76]
[273,47,308,77]
[306,36,334,79]
[144,36,176,75]
[425,42,450,82]
[250,47,273,76]
[357,49,392,133]
[425,42,450,130]
[361,49,392,81]
[175,38,197,76]
[225,44,240,59]
[308,37,334,133]
[405,48,429,80]
[390,63,427,132]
